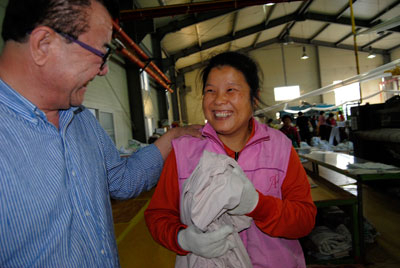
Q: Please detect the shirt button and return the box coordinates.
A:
[71,170,76,176]
[85,210,90,216]
[101,249,105,255]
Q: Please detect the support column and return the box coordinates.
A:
[126,63,147,143]
[151,33,168,121]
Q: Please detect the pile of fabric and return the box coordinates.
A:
[177,150,253,268]
[308,224,352,260]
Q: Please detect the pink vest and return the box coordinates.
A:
[172,120,306,268]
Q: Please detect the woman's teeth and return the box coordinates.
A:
[215,111,232,118]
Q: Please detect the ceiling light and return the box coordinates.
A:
[301,46,309,60]
[283,34,293,45]
[265,3,275,6]
[367,46,376,59]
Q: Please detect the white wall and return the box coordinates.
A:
[318,46,384,106]
[183,69,205,125]
[391,47,400,61]
[182,43,399,125]
[250,44,322,119]
[84,58,132,149]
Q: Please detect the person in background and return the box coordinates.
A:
[317,110,329,140]
[337,110,345,122]
[0,0,201,266]
[296,111,312,145]
[267,118,274,127]
[280,114,301,148]
[326,112,337,127]
[310,115,318,137]
[144,51,316,267]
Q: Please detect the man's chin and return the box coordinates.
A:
[70,98,84,108]
[70,90,86,107]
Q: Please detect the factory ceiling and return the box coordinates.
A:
[117,0,400,74]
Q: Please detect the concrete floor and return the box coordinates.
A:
[112,180,400,268]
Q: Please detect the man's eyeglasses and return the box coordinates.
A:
[56,30,112,70]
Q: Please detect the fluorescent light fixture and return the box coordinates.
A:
[357,15,400,35]
[274,85,300,101]
[283,34,293,45]
[265,3,275,6]
[301,46,309,59]
[367,46,376,59]
[140,71,149,91]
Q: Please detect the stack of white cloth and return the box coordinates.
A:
[347,162,400,174]
[176,150,253,268]
[309,224,352,256]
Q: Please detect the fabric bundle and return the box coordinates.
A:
[309,224,352,256]
[175,150,253,268]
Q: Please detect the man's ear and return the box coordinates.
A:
[29,26,55,66]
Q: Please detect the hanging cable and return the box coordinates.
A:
[349,0,362,103]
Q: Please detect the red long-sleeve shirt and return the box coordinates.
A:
[144,144,316,255]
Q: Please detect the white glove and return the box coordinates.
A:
[228,167,259,215]
[177,224,235,258]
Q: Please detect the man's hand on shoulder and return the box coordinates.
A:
[154,124,203,160]
[172,124,203,139]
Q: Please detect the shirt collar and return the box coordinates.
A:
[0,78,79,124]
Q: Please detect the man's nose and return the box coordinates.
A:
[98,64,109,76]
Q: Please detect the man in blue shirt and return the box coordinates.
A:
[0,0,201,267]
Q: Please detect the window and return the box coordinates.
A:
[334,81,360,106]
[145,117,154,140]
[99,111,116,144]
[334,81,361,118]
[274,85,300,101]
[88,108,116,144]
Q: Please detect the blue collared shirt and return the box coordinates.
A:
[0,79,163,267]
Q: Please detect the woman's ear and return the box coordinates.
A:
[29,26,55,66]
[253,89,261,109]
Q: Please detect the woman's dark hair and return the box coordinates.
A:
[282,114,292,121]
[201,51,261,107]
[2,0,119,42]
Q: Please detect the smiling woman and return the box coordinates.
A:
[202,65,254,151]
[144,51,317,268]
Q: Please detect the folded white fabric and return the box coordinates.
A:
[176,150,253,268]
[309,225,352,256]
[347,162,400,174]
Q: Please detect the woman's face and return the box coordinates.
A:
[202,65,253,141]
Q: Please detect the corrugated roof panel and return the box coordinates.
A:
[162,25,198,54]
[197,13,234,43]
[314,24,353,43]
[291,20,328,39]
[308,0,349,15]
[269,2,303,20]
[235,6,266,32]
